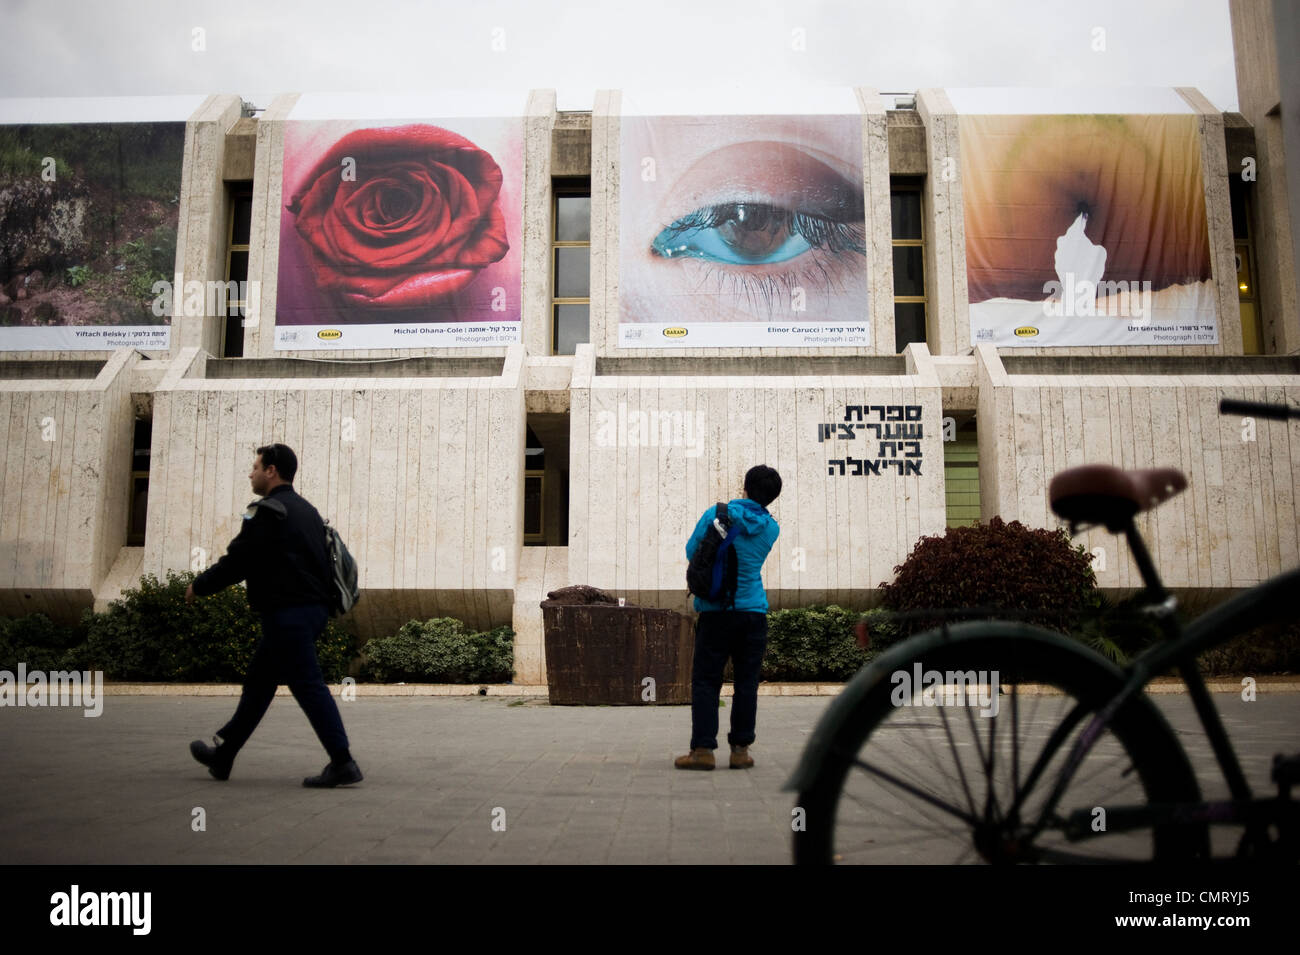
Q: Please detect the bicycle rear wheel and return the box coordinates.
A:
[790,623,1206,864]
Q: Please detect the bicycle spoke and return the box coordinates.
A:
[1008,698,1090,821]
[847,755,978,826]
[934,696,980,820]
[977,695,999,821]
[1010,681,1021,807]
[797,629,1203,865]
[836,784,977,850]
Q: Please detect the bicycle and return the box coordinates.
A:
[787,398,1300,864]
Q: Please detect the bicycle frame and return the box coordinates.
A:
[790,397,1300,862]
[1037,516,1300,850]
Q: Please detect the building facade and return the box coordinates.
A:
[1,27,1297,684]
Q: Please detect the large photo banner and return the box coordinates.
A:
[955,89,1216,347]
[0,121,183,351]
[276,97,523,350]
[619,90,869,348]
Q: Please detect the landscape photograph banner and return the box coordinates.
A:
[276,114,523,350]
[619,97,869,348]
[0,122,183,351]
[959,111,1216,347]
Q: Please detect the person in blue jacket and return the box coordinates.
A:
[676,465,781,770]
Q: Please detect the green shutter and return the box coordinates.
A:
[944,432,980,527]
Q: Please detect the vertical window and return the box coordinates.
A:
[552,178,591,355]
[523,473,545,543]
[891,180,927,353]
[944,413,979,528]
[1230,178,1263,354]
[523,414,570,547]
[222,184,253,358]
[524,424,546,545]
[127,418,151,546]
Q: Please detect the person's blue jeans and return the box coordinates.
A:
[689,611,768,750]
[218,604,350,762]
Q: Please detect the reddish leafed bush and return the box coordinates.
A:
[880,517,1098,637]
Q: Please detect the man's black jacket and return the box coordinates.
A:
[193,484,333,612]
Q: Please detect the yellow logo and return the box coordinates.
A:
[662,327,688,338]
[317,329,342,340]
[1013,326,1039,338]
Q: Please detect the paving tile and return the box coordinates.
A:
[1,693,1288,864]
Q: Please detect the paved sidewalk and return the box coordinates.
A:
[1,691,1296,864]
[73,674,1300,696]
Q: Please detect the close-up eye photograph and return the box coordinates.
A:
[0,0,1296,940]
[619,100,868,337]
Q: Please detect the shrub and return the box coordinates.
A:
[761,605,895,681]
[1196,618,1300,676]
[1069,592,1166,666]
[0,613,86,671]
[82,571,357,682]
[880,517,1098,638]
[361,619,514,683]
[1076,599,1300,674]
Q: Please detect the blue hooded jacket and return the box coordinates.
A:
[686,498,780,613]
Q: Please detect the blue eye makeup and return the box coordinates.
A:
[651,202,866,266]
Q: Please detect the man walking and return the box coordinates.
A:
[676,465,781,771]
[186,443,362,788]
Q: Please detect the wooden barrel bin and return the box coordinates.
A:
[541,588,694,705]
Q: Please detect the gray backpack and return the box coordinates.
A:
[323,519,360,617]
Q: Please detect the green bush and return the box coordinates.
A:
[880,517,1099,638]
[761,605,895,681]
[361,618,514,683]
[82,571,357,682]
[1068,592,1167,666]
[1075,599,1300,674]
[1196,618,1300,676]
[0,613,86,671]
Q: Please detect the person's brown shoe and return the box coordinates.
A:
[674,748,715,770]
[729,745,754,769]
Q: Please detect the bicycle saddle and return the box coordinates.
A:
[1049,465,1187,532]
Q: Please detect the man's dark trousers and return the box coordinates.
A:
[689,610,768,750]
[218,604,349,761]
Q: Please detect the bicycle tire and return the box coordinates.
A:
[789,622,1207,864]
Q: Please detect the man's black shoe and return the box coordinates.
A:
[190,737,233,781]
[303,759,363,788]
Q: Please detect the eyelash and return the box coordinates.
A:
[659,203,866,256]
[691,253,856,319]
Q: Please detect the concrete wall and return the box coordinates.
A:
[568,343,947,610]
[917,88,967,356]
[143,346,525,636]
[171,94,244,357]
[0,350,138,620]
[1231,0,1300,355]
[2,84,1297,683]
[976,344,1300,596]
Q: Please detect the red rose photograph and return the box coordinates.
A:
[276,117,522,337]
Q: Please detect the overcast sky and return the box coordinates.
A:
[0,0,1242,113]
